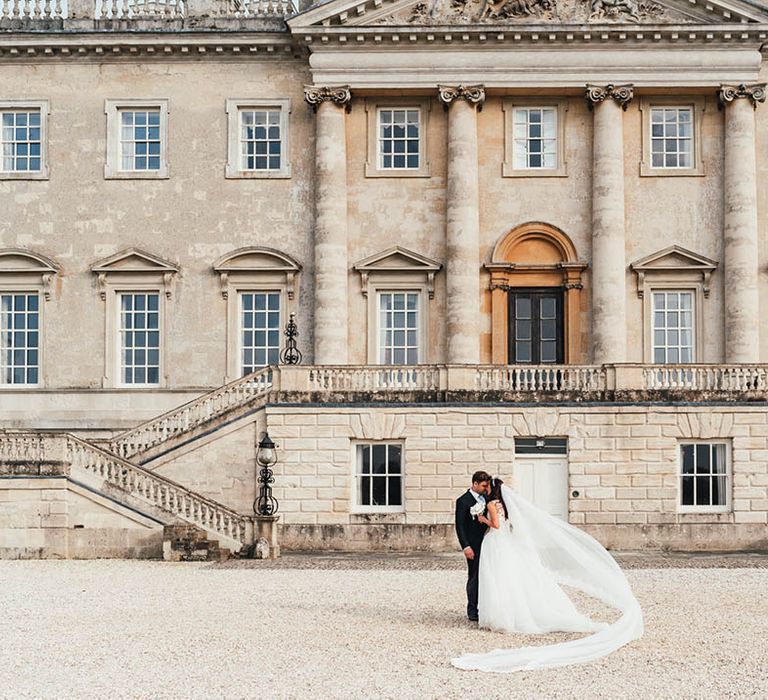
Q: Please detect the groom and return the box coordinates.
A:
[454,470,492,622]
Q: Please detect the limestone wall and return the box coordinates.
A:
[266,404,768,551]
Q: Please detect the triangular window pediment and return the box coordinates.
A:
[91,248,179,274]
[290,0,767,29]
[630,245,718,298]
[353,246,442,298]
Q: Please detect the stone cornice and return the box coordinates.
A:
[585,83,634,110]
[718,82,767,107]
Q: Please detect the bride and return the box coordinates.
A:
[452,477,644,673]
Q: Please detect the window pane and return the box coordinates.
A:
[118,293,160,385]
[240,108,282,171]
[239,292,280,375]
[512,107,557,169]
[379,108,420,170]
[0,293,40,385]
[118,110,162,172]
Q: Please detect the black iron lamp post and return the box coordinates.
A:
[254,433,279,516]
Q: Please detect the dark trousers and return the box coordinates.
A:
[466,545,481,619]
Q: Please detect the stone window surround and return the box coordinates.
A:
[0,249,58,389]
[372,285,428,366]
[0,99,50,181]
[502,98,568,178]
[639,96,705,177]
[104,98,170,180]
[350,440,405,515]
[214,247,301,382]
[364,97,432,178]
[677,439,731,514]
[225,98,292,179]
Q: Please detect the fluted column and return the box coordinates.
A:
[720,84,765,363]
[304,86,352,365]
[586,84,633,364]
[438,85,485,365]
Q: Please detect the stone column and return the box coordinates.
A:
[438,85,485,365]
[719,84,766,363]
[586,84,633,365]
[304,86,352,365]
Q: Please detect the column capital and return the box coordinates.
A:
[585,84,634,111]
[719,83,767,109]
[303,85,352,111]
[437,84,486,109]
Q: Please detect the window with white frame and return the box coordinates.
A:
[377,291,420,365]
[118,292,160,386]
[239,291,280,374]
[513,107,557,169]
[355,442,403,511]
[0,101,48,179]
[105,100,169,179]
[652,291,694,364]
[679,442,730,512]
[119,109,162,172]
[0,292,39,385]
[650,107,693,169]
[378,108,421,170]
[225,99,291,179]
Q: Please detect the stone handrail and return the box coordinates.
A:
[95,0,183,19]
[109,366,274,459]
[475,365,606,392]
[68,435,250,544]
[642,364,768,391]
[306,365,442,392]
[0,0,65,20]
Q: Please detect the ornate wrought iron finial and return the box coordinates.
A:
[303,85,352,112]
[718,84,767,110]
[280,312,302,365]
[585,84,635,111]
[254,434,279,517]
[437,85,486,111]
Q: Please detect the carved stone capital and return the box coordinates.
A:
[585,84,634,111]
[718,84,767,109]
[437,85,486,110]
[303,85,352,111]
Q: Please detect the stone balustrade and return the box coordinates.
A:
[0,0,295,21]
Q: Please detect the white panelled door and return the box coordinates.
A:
[515,456,569,520]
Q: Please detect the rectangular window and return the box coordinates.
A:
[240,292,280,374]
[508,290,564,364]
[0,293,39,385]
[513,107,557,170]
[652,291,694,364]
[119,292,160,386]
[119,110,162,172]
[680,442,730,511]
[650,107,693,169]
[378,291,420,365]
[1,110,42,173]
[355,443,403,511]
[378,108,420,170]
[239,108,282,172]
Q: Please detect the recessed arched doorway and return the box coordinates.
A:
[485,222,587,365]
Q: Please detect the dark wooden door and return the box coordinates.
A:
[507,289,565,364]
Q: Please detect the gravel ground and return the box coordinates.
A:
[1,560,766,700]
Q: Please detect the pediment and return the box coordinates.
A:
[630,245,718,272]
[0,248,59,274]
[353,246,442,272]
[213,247,302,273]
[91,248,179,274]
[290,0,768,28]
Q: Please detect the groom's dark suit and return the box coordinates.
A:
[455,490,488,621]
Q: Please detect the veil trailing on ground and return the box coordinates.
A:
[452,485,643,673]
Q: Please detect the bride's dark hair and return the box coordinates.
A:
[489,477,508,519]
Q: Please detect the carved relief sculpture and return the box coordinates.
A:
[589,0,640,22]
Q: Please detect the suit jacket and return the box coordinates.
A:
[455,489,488,552]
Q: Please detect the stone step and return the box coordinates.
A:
[162,524,229,562]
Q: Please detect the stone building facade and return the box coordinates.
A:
[1,0,768,557]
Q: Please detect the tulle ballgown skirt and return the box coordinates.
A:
[478,522,607,635]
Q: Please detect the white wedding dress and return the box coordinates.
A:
[452,485,644,673]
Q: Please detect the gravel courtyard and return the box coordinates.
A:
[1,556,766,700]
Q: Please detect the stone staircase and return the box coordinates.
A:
[162,524,228,562]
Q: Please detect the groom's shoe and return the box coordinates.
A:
[467,611,479,622]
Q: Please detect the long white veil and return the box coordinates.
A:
[452,485,643,673]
